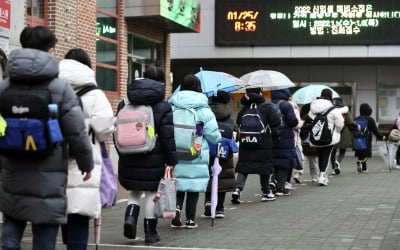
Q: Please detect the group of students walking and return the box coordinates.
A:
[0,25,391,250]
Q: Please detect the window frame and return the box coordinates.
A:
[26,0,47,26]
[96,3,120,93]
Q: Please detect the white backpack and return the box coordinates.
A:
[114,98,156,154]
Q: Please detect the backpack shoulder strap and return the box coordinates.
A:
[323,106,336,116]
[76,85,98,97]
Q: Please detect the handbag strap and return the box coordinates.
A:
[100,142,108,158]
[164,166,173,178]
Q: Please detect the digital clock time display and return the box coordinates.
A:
[215,0,400,46]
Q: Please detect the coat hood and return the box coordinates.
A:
[310,98,334,114]
[240,92,265,106]
[59,59,96,90]
[271,88,291,102]
[360,103,372,116]
[7,48,59,83]
[169,90,209,109]
[337,105,349,114]
[127,78,165,105]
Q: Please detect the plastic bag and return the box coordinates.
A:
[154,167,177,219]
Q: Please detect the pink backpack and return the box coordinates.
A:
[114,98,156,154]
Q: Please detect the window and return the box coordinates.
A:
[96,0,119,91]
[26,0,46,26]
[127,33,162,84]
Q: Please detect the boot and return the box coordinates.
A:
[144,218,161,243]
[124,204,140,239]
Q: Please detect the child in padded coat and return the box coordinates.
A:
[59,48,115,250]
[354,103,385,173]
[307,89,344,186]
[168,74,221,229]
[117,66,178,243]
[203,91,237,219]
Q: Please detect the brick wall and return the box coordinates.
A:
[44,0,172,109]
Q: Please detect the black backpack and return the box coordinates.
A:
[309,107,336,146]
[271,100,286,138]
[0,81,63,157]
[76,85,98,144]
[238,103,269,149]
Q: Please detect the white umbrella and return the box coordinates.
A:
[234,70,295,93]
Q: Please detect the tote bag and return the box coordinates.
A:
[154,166,177,219]
[100,142,117,208]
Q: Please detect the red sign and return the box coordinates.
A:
[0,0,10,30]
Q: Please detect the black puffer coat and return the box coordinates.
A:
[354,103,384,158]
[206,96,236,192]
[236,93,280,175]
[117,78,178,191]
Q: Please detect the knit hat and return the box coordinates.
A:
[211,90,231,104]
[333,97,344,107]
[360,103,372,116]
[245,87,261,94]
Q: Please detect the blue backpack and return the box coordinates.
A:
[0,81,63,158]
[208,121,238,159]
[353,116,369,150]
[271,100,285,138]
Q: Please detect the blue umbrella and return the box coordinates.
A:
[195,68,245,97]
[292,84,340,104]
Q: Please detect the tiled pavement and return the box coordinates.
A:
[8,149,400,250]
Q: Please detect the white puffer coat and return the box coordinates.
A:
[308,99,344,147]
[59,59,114,218]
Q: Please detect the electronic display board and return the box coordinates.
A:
[215,0,400,46]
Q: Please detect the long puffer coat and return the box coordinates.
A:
[236,93,280,175]
[117,78,178,191]
[59,59,114,218]
[169,90,221,192]
[206,97,236,192]
[0,48,93,225]
[271,89,299,170]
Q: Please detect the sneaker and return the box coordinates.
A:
[185,220,198,229]
[293,172,302,184]
[171,209,185,228]
[231,190,241,204]
[203,202,211,217]
[261,190,276,201]
[318,172,329,186]
[275,189,291,196]
[269,182,277,194]
[356,161,362,173]
[285,182,293,190]
[311,176,318,182]
[215,210,225,218]
[334,161,341,175]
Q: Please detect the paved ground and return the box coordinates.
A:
[7,147,400,250]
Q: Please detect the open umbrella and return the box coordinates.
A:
[195,68,245,97]
[292,84,340,104]
[210,157,222,226]
[234,70,295,93]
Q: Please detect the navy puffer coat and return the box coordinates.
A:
[354,103,384,158]
[236,93,280,175]
[117,78,178,191]
[271,89,299,169]
[206,97,236,192]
